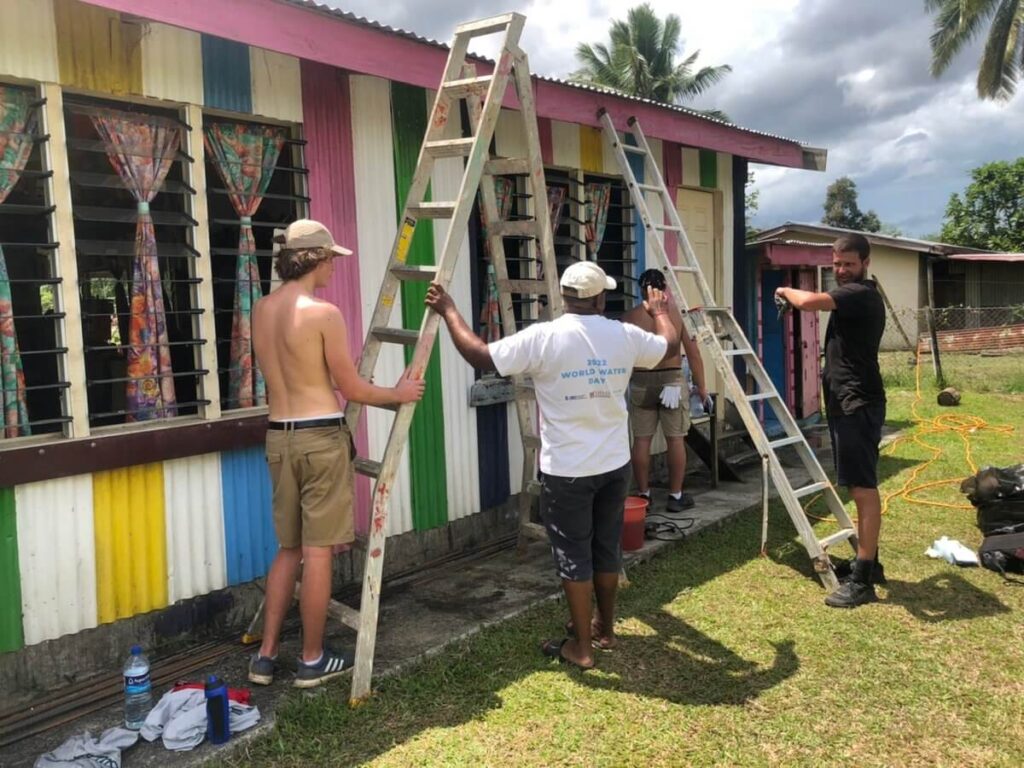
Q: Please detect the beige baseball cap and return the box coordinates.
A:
[272,219,352,256]
[560,261,616,299]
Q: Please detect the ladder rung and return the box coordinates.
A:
[746,392,779,403]
[424,137,475,158]
[442,74,492,99]
[326,599,361,631]
[818,528,856,550]
[768,436,804,450]
[454,14,517,38]
[722,348,755,357]
[408,202,456,219]
[652,223,682,231]
[371,326,420,345]
[794,481,829,499]
[354,458,382,478]
[391,265,439,282]
[623,144,646,155]
[500,279,548,294]
[671,265,699,273]
[492,220,538,239]
[636,183,662,193]
[485,158,531,176]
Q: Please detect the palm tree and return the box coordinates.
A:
[571,4,732,120]
[927,0,1024,100]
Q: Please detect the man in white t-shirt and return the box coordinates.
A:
[425,261,676,670]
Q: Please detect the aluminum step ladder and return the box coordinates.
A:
[598,110,857,591]
[327,13,557,703]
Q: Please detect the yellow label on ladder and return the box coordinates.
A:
[396,217,417,264]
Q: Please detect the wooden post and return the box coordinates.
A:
[871,272,914,352]
[925,257,945,387]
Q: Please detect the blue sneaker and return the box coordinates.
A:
[248,654,276,686]
[293,649,354,689]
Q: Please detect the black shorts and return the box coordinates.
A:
[538,463,631,581]
[827,402,885,489]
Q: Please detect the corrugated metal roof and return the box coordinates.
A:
[947,253,1024,262]
[752,222,992,256]
[279,0,809,147]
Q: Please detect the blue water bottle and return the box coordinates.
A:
[204,675,231,745]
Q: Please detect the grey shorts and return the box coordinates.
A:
[538,463,631,581]
[629,368,692,438]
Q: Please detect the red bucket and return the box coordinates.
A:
[621,496,649,552]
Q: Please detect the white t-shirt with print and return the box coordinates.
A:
[488,313,667,478]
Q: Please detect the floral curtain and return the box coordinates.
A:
[584,182,611,256]
[204,123,287,408]
[478,177,515,343]
[0,87,38,437]
[90,109,181,421]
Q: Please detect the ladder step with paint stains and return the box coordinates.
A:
[597,110,857,591]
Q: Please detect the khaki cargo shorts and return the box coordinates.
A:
[265,425,355,548]
[629,368,691,438]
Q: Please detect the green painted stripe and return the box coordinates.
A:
[390,82,449,530]
[699,150,718,189]
[0,488,24,653]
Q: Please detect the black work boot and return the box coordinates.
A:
[825,558,878,608]
[833,556,886,584]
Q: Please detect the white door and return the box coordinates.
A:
[676,188,716,310]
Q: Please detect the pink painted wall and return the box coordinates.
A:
[662,141,682,265]
[538,117,553,166]
[300,60,371,529]
[83,0,809,168]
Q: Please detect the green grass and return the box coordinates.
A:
[223,389,1024,768]
[881,350,1024,394]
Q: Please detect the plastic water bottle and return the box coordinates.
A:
[123,644,152,730]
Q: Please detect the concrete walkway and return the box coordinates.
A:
[8,457,820,768]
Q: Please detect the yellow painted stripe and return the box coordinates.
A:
[54,0,143,95]
[579,126,604,173]
[94,463,167,624]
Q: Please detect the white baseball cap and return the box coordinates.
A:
[560,261,616,299]
[273,219,353,256]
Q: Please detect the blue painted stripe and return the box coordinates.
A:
[625,134,646,275]
[201,35,252,114]
[221,446,275,585]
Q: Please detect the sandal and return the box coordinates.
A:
[540,638,595,670]
[564,619,617,650]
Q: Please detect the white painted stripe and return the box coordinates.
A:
[250,47,303,122]
[163,453,227,603]
[16,475,97,645]
[550,119,581,169]
[141,22,204,105]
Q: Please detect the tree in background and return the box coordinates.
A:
[745,170,760,241]
[926,0,1024,101]
[571,3,732,120]
[939,158,1024,250]
[822,176,882,232]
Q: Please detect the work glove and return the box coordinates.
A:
[702,395,714,415]
[659,384,682,409]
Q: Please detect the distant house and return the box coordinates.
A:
[742,223,991,427]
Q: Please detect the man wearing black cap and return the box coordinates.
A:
[426,261,676,670]
[621,268,710,512]
[248,219,424,687]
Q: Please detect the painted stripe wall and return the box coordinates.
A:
[391,82,449,530]
[221,447,275,586]
[550,120,581,168]
[54,0,142,95]
[427,88,482,522]
[16,476,96,646]
[202,35,252,113]
[301,60,372,529]
[141,22,204,104]
[0,0,59,83]
[0,488,23,653]
[164,455,227,604]
[350,74,414,537]
[251,48,303,122]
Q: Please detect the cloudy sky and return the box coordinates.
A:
[323,0,1024,238]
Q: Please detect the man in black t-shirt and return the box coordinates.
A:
[775,233,886,608]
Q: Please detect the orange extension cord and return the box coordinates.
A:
[806,348,1015,522]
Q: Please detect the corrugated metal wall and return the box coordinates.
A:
[350,74,413,537]
[141,22,204,105]
[201,34,252,114]
[579,126,604,173]
[391,81,449,530]
[251,48,303,122]
[0,0,59,83]
[626,134,646,273]
[15,476,97,644]
[0,488,22,653]
[494,109,527,159]
[681,147,701,188]
[93,465,167,624]
[301,60,373,532]
[54,0,142,95]
[220,447,275,586]
[550,120,580,169]
[163,455,227,604]
[427,88,481,521]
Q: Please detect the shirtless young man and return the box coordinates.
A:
[248,220,424,688]
[621,269,710,512]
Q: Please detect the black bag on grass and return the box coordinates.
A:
[978,524,1024,582]
[960,464,1024,535]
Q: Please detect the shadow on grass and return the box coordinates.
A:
[882,572,1010,622]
